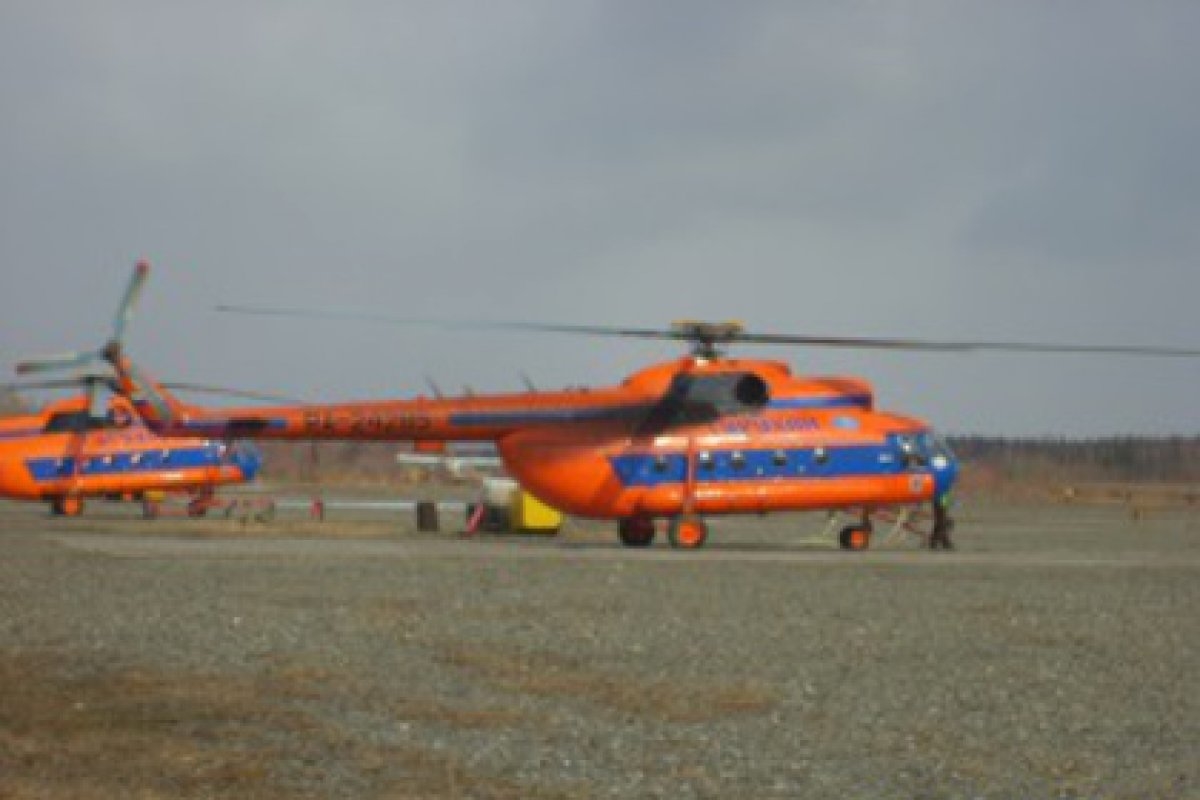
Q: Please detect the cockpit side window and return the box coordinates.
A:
[896,434,925,468]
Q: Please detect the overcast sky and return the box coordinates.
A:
[1,2,1197,435]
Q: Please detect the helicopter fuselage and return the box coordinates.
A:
[125,355,958,521]
[0,396,260,508]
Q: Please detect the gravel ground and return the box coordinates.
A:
[1,496,1197,799]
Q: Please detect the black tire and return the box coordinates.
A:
[618,518,656,547]
[838,525,871,551]
[416,501,440,532]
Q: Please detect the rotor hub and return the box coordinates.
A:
[670,320,744,359]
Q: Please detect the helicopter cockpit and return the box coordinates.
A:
[897,431,959,498]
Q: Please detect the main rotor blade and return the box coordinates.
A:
[1,375,298,406]
[213,304,1200,358]
[159,382,302,404]
[736,332,1200,357]
[127,362,173,423]
[214,304,672,340]
[15,351,101,375]
[0,374,117,393]
[111,260,150,345]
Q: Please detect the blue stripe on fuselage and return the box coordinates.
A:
[767,395,871,410]
[449,398,863,428]
[177,418,289,433]
[449,405,645,427]
[24,446,227,481]
[609,442,907,487]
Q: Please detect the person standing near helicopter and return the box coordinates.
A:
[930,494,955,549]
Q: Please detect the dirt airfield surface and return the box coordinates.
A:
[1,493,1197,799]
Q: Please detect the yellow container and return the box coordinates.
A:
[509,489,563,534]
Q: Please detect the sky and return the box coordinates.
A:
[0,1,1197,436]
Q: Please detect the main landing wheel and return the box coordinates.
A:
[618,517,656,547]
[838,525,872,551]
[50,495,85,517]
[668,515,709,549]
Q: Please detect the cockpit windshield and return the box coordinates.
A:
[920,432,954,459]
[894,431,956,469]
[918,431,955,470]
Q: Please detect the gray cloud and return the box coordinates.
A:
[1,1,1197,435]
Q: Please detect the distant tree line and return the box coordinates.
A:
[0,389,26,416]
[947,435,1200,483]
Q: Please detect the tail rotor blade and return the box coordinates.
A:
[0,373,117,393]
[127,362,173,423]
[15,351,100,375]
[111,260,150,345]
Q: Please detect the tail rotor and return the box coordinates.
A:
[14,261,164,421]
[17,260,147,370]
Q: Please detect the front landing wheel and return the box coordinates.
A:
[50,495,85,517]
[838,525,872,551]
[618,517,656,547]
[668,515,709,549]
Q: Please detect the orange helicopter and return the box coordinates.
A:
[21,263,1200,547]
[0,374,265,517]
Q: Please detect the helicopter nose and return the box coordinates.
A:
[230,442,263,481]
[929,450,959,500]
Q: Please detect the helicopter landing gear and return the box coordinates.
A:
[49,495,85,517]
[930,501,955,550]
[838,524,873,551]
[668,515,709,549]
[618,516,656,547]
[187,489,214,518]
[837,510,873,551]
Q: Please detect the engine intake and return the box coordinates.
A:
[649,371,771,426]
[732,373,770,409]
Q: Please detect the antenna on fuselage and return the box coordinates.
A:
[424,374,445,399]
